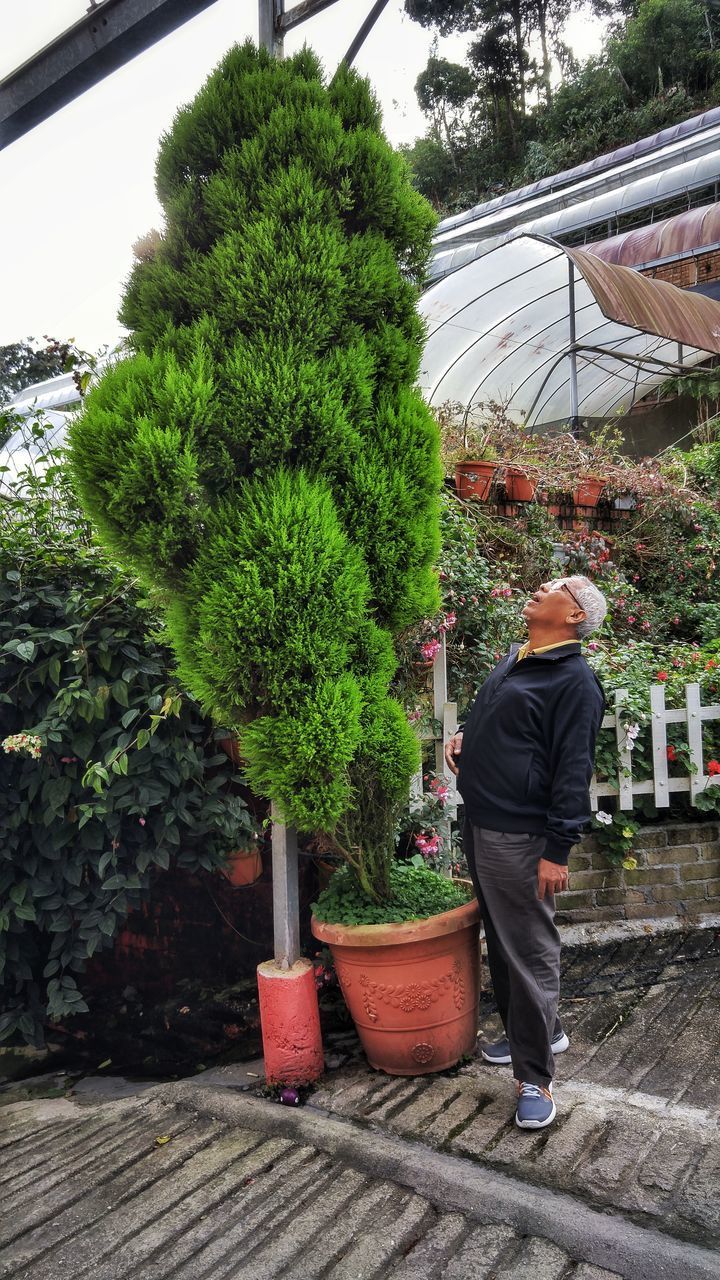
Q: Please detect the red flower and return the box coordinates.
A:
[666,745,677,762]
[656,671,668,682]
[708,760,720,775]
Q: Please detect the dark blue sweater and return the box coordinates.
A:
[457,641,605,865]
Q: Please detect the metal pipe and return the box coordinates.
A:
[341,0,392,68]
[258,0,284,56]
[568,258,580,435]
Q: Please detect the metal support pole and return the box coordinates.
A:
[341,0,392,68]
[568,259,580,437]
[678,343,684,368]
[271,801,301,969]
[258,0,284,57]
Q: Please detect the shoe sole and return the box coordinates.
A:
[515,1098,557,1129]
[481,1036,569,1067]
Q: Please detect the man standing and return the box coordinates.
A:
[445,576,606,1130]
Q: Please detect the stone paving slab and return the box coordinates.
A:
[6,1085,714,1280]
[0,1090,624,1280]
[306,940,720,1255]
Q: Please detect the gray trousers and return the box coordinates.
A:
[466,823,562,1087]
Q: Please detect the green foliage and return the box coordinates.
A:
[68,44,441,906]
[0,433,260,1045]
[0,337,70,407]
[591,812,641,868]
[312,861,469,925]
[611,0,720,97]
[404,0,720,210]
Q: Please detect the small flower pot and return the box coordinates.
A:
[455,460,496,501]
[573,477,606,507]
[221,847,263,886]
[504,466,538,502]
[218,735,244,767]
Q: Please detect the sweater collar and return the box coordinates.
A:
[509,640,581,662]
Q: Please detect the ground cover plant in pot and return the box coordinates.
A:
[67,43,480,1075]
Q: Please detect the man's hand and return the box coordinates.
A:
[444,731,463,777]
[537,857,569,900]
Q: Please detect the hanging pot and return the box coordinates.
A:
[218,735,244,767]
[455,460,497,501]
[221,847,263,887]
[311,898,480,1076]
[504,465,538,502]
[573,476,606,507]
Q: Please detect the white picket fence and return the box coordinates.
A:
[412,643,720,819]
[591,683,720,810]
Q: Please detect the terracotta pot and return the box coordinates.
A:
[455,460,496,501]
[572,476,606,507]
[311,898,481,1075]
[218,735,244,767]
[504,466,538,502]
[221,847,263,887]
[315,858,341,892]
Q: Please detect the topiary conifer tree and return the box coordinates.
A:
[69,42,441,900]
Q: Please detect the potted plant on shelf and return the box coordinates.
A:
[215,797,265,887]
[503,463,539,502]
[68,44,479,1078]
[453,436,499,501]
[572,475,607,508]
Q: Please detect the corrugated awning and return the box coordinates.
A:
[586,202,720,268]
[418,233,720,427]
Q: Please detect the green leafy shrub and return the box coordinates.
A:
[0,432,260,1045]
[312,861,469,926]
[68,44,441,903]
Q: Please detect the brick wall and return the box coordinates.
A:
[642,247,720,290]
[556,821,720,924]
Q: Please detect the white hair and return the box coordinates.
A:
[550,576,608,638]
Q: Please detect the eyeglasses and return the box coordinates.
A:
[545,580,584,612]
[560,582,584,612]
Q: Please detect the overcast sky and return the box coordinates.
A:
[0,1,603,352]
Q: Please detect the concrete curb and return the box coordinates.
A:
[558,912,720,948]
[154,1082,720,1280]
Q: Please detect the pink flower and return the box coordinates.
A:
[708,759,720,776]
[657,671,668,682]
[666,745,677,762]
[420,640,441,664]
[587,641,599,652]
[627,615,636,624]
[138,817,146,826]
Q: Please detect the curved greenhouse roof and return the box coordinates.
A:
[419,234,720,427]
[438,106,720,235]
[430,147,720,283]
[588,203,720,267]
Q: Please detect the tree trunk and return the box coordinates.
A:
[509,0,526,114]
[537,0,553,105]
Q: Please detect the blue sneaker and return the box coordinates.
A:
[481,1029,569,1065]
[516,1081,556,1129]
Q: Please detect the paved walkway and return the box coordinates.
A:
[1,923,719,1280]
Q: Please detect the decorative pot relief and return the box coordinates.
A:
[411,1042,435,1064]
[358,959,465,1024]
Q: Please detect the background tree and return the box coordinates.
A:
[405,0,720,210]
[0,337,70,405]
[69,44,442,901]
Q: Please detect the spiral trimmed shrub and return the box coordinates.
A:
[69,42,441,899]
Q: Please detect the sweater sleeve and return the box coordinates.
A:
[542,676,605,866]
